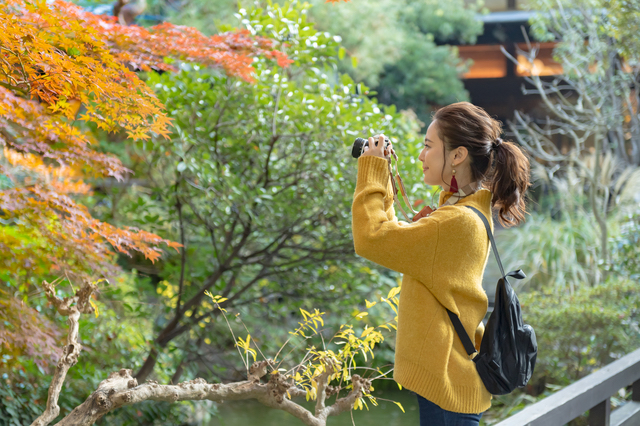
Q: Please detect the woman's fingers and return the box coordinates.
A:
[377,134,392,158]
[362,134,389,159]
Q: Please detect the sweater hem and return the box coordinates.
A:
[394,355,492,414]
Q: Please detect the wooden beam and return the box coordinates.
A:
[494,348,640,426]
[611,401,640,426]
[588,398,611,426]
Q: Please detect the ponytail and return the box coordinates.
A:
[486,140,530,227]
[433,102,531,227]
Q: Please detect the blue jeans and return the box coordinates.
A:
[417,394,483,426]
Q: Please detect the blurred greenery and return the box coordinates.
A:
[521,278,640,388]
[140,0,484,126]
[495,198,601,292]
[496,156,640,291]
[480,277,640,426]
[4,0,640,425]
[304,0,485,125]
[610,212,640,279]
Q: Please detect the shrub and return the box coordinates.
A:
[519,278,640,392]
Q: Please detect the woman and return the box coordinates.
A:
[351,102,530,425]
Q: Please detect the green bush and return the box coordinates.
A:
[611,212,640,279]
[482,278,640,425]
[520,278,640,391]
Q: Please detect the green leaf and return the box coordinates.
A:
[338,46,346,60]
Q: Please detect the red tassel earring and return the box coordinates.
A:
[450,164,459,193]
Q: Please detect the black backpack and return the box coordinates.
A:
[445,206,538,395]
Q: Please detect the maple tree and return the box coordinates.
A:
[0,0,286,374]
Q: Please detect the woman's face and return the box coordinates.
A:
[419,120,449,187]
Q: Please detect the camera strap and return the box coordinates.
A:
[387,157,417,222]
[386,153,480,222]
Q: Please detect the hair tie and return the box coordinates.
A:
[492,138,503,151]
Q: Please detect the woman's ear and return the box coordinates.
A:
[448,146,469,165]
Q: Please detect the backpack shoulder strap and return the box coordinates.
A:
[465,206,505,278]
[446,206,497,356]
[447,206,525,356]
[464,206,526,282]
[447,310,477,356]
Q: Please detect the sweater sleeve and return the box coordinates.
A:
[351,156,439,286]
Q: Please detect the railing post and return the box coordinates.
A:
[588,398,611,426]
[633,378,640,402]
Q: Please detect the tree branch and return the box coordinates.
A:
[319,374,370,421]
[30,280,97,426]
[54,359,365,426]
[175,191,187,316]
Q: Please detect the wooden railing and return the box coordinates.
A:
[495,347,640,426]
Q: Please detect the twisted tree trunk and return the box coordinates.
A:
[52,361,368,426]
[30,281,97,426]
[30,282,370,426]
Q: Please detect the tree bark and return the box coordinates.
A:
[30,281,97,426]
[54,361,369,426]
[113,0,147,26]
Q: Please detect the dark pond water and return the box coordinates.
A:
[208,389,420,426]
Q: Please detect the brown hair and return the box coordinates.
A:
[433,102,530,227]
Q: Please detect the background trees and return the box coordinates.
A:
[108,1,423,384]
[498,0,640,287]
[142,0,485,126]
[1,0,424,424]
[303,0,485,124]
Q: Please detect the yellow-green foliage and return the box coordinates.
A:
[206,285,403,413]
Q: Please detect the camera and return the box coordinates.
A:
[351,136,390,159]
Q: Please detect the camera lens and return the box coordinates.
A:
[351,138,367,158]
[351,137,390,159]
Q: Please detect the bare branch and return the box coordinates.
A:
[53,360,365,426]
[30,280,97,426]
[320,375,370,421]
[315,363,334,416]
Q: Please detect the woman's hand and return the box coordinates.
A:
[361,134,394,160]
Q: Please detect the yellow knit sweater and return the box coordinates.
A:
[352,156,493,414]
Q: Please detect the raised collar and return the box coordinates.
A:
[438,187,492,208]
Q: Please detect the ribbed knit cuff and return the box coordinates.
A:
[355,156,389,192]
